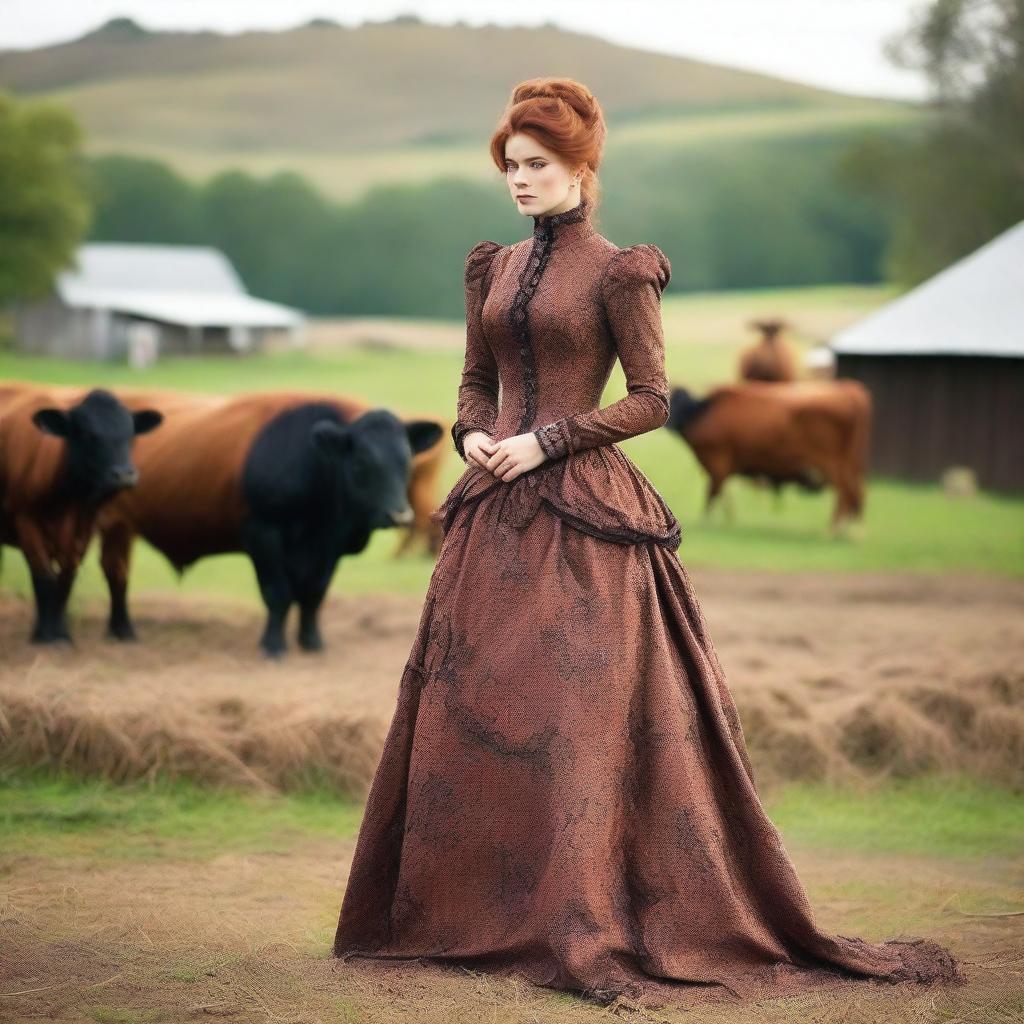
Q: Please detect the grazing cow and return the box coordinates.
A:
[0,384,162,643]
[665,380,871,532]
[97,389,443,657]
[738,319,799,383]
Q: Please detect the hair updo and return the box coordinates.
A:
[489,77,607,212]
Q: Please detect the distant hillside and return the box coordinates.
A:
[0,15,904,158]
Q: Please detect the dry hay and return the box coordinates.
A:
[1,569,1023,797]
[0,591,405,798]
[0,687,385,798]
[1,831,1021,1023]
[0,825,1013,1024]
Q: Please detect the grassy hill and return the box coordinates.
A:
[0,16,921,201]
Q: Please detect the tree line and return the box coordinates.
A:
[79,131,901,317]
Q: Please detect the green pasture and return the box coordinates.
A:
[2,770,1020,869]
[0,770,364,863]
[82,100,918,204]
[1,282,1021,615]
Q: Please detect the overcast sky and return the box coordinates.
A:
[1,0,931,100]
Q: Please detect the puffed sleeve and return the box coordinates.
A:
[533,243,671,461]
[451,239,504,462]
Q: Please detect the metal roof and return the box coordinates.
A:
[830,220,1024,359]
[55,243,304,328]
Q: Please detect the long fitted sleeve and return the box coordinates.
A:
[532,244,672,461]
[451,239,504,461]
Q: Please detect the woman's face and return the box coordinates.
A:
[504,133,581,218]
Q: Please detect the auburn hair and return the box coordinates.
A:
[489,77,607,212]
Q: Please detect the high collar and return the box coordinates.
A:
[531,196,593,241]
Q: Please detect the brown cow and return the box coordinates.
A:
[97,388,442,656]
[0,383,162,643]
[738,318,799,383]
[665,380,871,533]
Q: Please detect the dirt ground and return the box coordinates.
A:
[1,568,1023,1021]
[1,568,1022,794]
[1,825,1020,1024]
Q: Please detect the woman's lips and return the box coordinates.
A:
[517,195,535,201]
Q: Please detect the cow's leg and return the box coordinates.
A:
[52,564,80,642]
[818,460,852,535]
[295,559,338,653]
[14,517,64,644]
[100,523,138,640]
[243,519,293,658]
[27,571,61,643]
[845,467,866,520]
[703,475,726,520]
[834,470,867,540]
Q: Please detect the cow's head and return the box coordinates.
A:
[748,318,786,341]
[312,409,442,530]
[666,386,714,435]
[32,388,163,504]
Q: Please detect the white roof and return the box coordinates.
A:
[830,221,1024,358]
[56,243,304,328]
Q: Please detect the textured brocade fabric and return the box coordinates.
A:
[433,445,681,551]
[332,198,965,1009]
[450,239,505,461]
[531,242,673,461]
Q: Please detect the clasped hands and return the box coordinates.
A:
[463,430,547,482]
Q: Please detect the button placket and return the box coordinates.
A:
[506,200,590,437]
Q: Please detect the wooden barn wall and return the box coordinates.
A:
[835,354,1024,493]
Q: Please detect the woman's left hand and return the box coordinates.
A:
[481,433,547,481]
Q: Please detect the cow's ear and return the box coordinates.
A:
[312,420,352,455]
[405,419,444,455]
[133,409,163,435]
[32,408,71,437]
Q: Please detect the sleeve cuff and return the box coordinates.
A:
[533,419,573,461]
[452,421,493,460]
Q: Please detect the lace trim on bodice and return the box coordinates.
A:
[509,198,593,435]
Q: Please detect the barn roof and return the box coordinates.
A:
[830,220,1024,359]
[55,243,304,328]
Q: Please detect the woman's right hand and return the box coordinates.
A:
[464,430,499,472]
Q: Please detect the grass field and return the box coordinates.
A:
[1,283,1020,613]
[83,101,919,204]
[3,17,918,203]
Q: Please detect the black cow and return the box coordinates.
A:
[99,392,442,657]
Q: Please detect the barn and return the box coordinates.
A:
[13,243,305,362]
[829,221,1024,493]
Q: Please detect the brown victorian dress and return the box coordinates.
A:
[331,197,964,1008]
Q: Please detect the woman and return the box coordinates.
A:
[332,77,964,1009]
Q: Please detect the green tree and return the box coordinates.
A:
[88,154,202,241]
[0,91,92,304]
[198,169,338,307]
[841,0,1024,284]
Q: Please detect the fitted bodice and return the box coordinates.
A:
[481,207,619,436]
[435,197,682,550]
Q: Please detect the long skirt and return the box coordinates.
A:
[331,484,964,1008]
